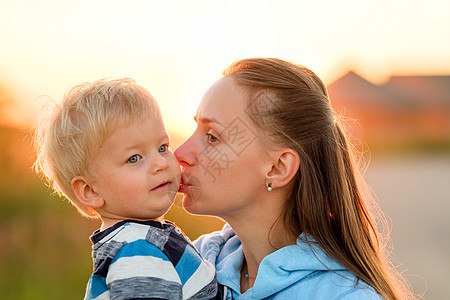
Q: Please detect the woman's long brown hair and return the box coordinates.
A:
[224,58,413,300]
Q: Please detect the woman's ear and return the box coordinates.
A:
[266,148,300,189]
[71,176,105,209]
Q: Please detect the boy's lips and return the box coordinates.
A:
[151,181,171,191]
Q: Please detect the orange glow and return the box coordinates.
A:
[0,2,449,298]
[0,1,449,135]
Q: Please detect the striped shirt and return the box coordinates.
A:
[84,220,218,300]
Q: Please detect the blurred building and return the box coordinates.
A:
[328,71,450,147]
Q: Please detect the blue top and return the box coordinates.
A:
[195,224,383,300]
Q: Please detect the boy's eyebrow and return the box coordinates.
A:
[122,134,170,151]
[156,133,170,144]
[193,116,224,127]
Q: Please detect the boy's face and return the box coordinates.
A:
[88,113,181,225]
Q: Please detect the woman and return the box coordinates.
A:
[175,58,412,299]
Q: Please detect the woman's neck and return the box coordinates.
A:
[234,216,297,266]
[222,195,298,293]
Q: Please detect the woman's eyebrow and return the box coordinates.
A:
[193,116,224,127]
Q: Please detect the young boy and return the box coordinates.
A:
[34,78,218,300]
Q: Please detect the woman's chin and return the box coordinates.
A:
[180,185,202,207]
[182,195,199,213]
[182,195,210,216]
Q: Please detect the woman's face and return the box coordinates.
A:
[174,76,270,218]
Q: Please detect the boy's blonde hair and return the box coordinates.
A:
[34,78,159,218]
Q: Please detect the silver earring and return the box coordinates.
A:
[267,182,272,192]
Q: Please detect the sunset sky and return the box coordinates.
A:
[0,0,449,136]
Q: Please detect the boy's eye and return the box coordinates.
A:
[207,133,219,144]
[159,144,168,153]
[127,154,141,164]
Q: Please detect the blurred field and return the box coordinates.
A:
[364,154,450,300]
[1,126,449,299]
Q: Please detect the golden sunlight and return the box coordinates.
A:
[1,1,450,299]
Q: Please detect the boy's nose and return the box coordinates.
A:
[152,155,169,174]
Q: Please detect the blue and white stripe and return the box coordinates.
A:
[84,220,217,300]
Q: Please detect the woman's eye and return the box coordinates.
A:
[127,155,141,164]
[159,144,168,153]
[207,133,219,144]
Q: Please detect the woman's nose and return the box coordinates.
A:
[174,134,196,167]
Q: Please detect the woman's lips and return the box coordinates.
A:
[178,175,193,193]
[178,182,190,193]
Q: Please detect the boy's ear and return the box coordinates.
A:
[71,176,104,209]
[266,148,300,189]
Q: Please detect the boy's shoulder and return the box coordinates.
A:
[88,220,218,300]
[91,220,199,267]
[92,219,189,249]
